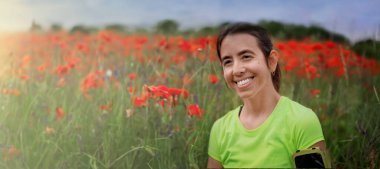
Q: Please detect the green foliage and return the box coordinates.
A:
[104,24,128,34]
[1,30,379,169]
[352,39,380,60]
[30,21,43,33]
[155,19,180,35]
[70,25,98,34]
[258,20,350,44]
[50,23,63,32]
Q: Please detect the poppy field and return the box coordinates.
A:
[0,31,379,168]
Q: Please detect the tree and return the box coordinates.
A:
[104,24,127,33]
[70,25,98,34]
[50,23,63,32]
[352,39,380,60]
[30,21,43,32]
[155,19,179,35]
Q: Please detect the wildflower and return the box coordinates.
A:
[128,73,137,81]
[37,64,47,73]
[19,75,29,80]
[80,71,104,94]
[55,65,70,76]
[2,146,20,161]
[57,78,65,87]
[56,107,64,121]
[126,109,134,118]
[99,103,112,111]
[309,89,321,97]
[209,74,218,84]
[187,104,204,119]
[45,127,56,134]
[133,96,147,107]
[325,41,337,49]
[181,74,193,85]
[284,58,299,72]
[128,86,136,94]
[106,69,113,77]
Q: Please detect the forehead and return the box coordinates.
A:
[220,33,260,54]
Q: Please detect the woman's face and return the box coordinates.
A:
[220,33,277,100]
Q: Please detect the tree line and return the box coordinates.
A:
[29,20,379,60]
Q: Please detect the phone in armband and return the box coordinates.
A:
[292,147,331,168]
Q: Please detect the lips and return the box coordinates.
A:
[235,77,254,87]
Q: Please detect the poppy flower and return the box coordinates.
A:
[133,96,147,107]
[128,73,137,81]
[128,86,136,94]
[209,74,218,84]
[57,78,65,87]
[100,103,112,111]
[309,89,321,97]
[56,107,64,121]
[187,104,204,119]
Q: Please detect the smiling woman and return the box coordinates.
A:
[207,23,328,168]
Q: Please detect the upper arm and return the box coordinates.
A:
[294,110,325,149]
[207,156,223,169]
[308,140,326,152]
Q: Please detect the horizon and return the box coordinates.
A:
[1,0,379,42]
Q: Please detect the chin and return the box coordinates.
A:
[237,92,256,100]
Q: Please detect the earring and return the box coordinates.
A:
[271,71,275,76]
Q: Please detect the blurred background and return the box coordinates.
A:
[0,0,379,169]
[1,0,380,42]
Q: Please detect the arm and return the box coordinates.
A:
[308,140,326,152]
[207,156,223,169]
[308,140,332,167]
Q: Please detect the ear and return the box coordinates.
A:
[268,50,279,72]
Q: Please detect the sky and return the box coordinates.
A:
[1,0,379,42]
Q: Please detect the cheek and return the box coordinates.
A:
[222,69,230,80]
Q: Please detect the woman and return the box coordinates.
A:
[207,23,326,168]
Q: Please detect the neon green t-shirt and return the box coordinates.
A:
[208,96,325,168]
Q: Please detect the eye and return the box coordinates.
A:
[223,59,232,66]
[242,55,252,60]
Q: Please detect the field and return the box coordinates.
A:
[0,31,379,169]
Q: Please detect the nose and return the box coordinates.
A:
[232,61,245,76]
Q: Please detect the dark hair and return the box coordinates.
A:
[216,22,281,92]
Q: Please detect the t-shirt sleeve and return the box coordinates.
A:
[294,109,325,150]
[208,120,222,162]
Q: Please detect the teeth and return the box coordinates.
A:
[237,78,252,86]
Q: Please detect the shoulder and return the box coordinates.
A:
[211,106,241,131]
[280,97,325,149]
[281,96,317,120]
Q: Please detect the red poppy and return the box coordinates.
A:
[55,65,70,76]
[133,96,147,107]
[128,87,136,94]
[325,41,337,49]
[187,104,204,119]
[209,74,218,84]
[56,107,64,121]
[309,89,321,97]
[57,78,65,87]
[19,75,29,80]
[100,103,112,111]
[128,73,137,81]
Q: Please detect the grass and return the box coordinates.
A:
[0,32,379,169]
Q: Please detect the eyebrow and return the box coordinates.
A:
[237,49,255,56]
[221,55,231,62]
[221,49,255,61]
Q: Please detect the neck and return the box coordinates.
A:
[241,88,280,117]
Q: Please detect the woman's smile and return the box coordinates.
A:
[235,77,254,88]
